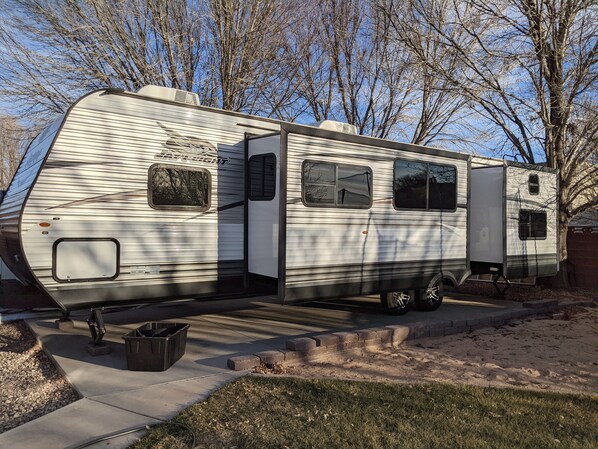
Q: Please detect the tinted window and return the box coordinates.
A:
[519,210,547,240]
[303,162,336,205]
[394,160,456,211]
[428,164,456,210]
[249,154,276,201]
[529,174,539,195]
[304,162,336,184]
[393,160,427,209]
[337,165,372,206]
[303,161,372,208]
[149,165,210,210]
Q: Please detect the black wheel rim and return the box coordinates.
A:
[391,291,410,309]
[426,285,440,304]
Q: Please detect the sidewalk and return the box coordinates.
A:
[0,293,541,448]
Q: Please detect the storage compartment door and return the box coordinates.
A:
[54,239,119,282]
[247,135,280,279]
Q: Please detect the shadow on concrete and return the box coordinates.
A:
[40,334,128,370]
[100,295,279,326]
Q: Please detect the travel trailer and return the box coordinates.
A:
[0,86,557,321]
[469,157,559,291]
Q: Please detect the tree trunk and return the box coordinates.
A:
[558,213,571,288]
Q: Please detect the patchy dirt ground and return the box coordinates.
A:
[0,321,79,433]
[285,306,598,396]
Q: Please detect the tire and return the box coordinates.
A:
[414,278,444,311]
[380,290,414,315]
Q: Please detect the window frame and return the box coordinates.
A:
[248,153,277,201]
[301,159,373,209]
[52,238,120,283]
[392,158,458,212]
[528,173,540,195]
[518,209,548,241]
[147,163,212,211]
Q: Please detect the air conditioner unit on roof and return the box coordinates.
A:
[317,120,357,135]
[137,85,200,106]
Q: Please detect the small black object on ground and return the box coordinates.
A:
[123,322,190,371]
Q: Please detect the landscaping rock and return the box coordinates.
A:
[0,321,79,433]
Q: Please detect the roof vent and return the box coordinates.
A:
[317,120,357,134]
[137,85,200,106]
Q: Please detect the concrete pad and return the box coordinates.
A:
[90,372,242,421]
[18,292,528,449]
[0,398,159,449]
[28,320,231,397]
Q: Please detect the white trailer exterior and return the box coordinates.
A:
[470,157,559,279]
[245,127,470,305]
[0,86,472,312]
[2,86,561,315]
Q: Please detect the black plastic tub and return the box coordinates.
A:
[122,322,190,371]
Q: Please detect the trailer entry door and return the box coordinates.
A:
[247,134,280,283]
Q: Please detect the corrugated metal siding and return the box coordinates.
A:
[505,165,558,277]
[284,133,468,292]
[20,92,280,306]
[0,116,64,283]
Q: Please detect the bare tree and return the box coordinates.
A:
[315,0,416,138]
[380,0,470,146]
[204,0,298,115]
[0,0,206,120]
[0,117,26,189]
[285,4,337,123]
[382,0,598,260]
[0,0,301,119]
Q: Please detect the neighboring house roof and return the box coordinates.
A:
[570,207,598,227]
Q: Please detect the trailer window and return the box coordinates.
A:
[428,164,456,210]
[519,210,547,240]
[249,153,276,201]
[529,174,539,195]
[394,160,456,210]
[393,161,427,209]
[149,165,210,210]
[302,161,372,208]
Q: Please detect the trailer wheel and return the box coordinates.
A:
[414,279,443,311]
[380,290,414,315]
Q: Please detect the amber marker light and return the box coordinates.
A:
[362,230,368,235]
[39,222,51,227]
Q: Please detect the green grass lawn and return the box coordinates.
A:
[132,376,598,449]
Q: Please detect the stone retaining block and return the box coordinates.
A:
[356,329,378,342]
[286,337,317,351]
[332,331,359,349]
[523,299,558,310]
[370,327,393,344]
[385,325,410,346]
[254,350,284,365]
[313,333,341,347]
[226,297,585,371]
[406,322,430,339]
[444,325,468,335]
[428,327,446,337]
[227,355,261,371]
[282,347,331,363]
